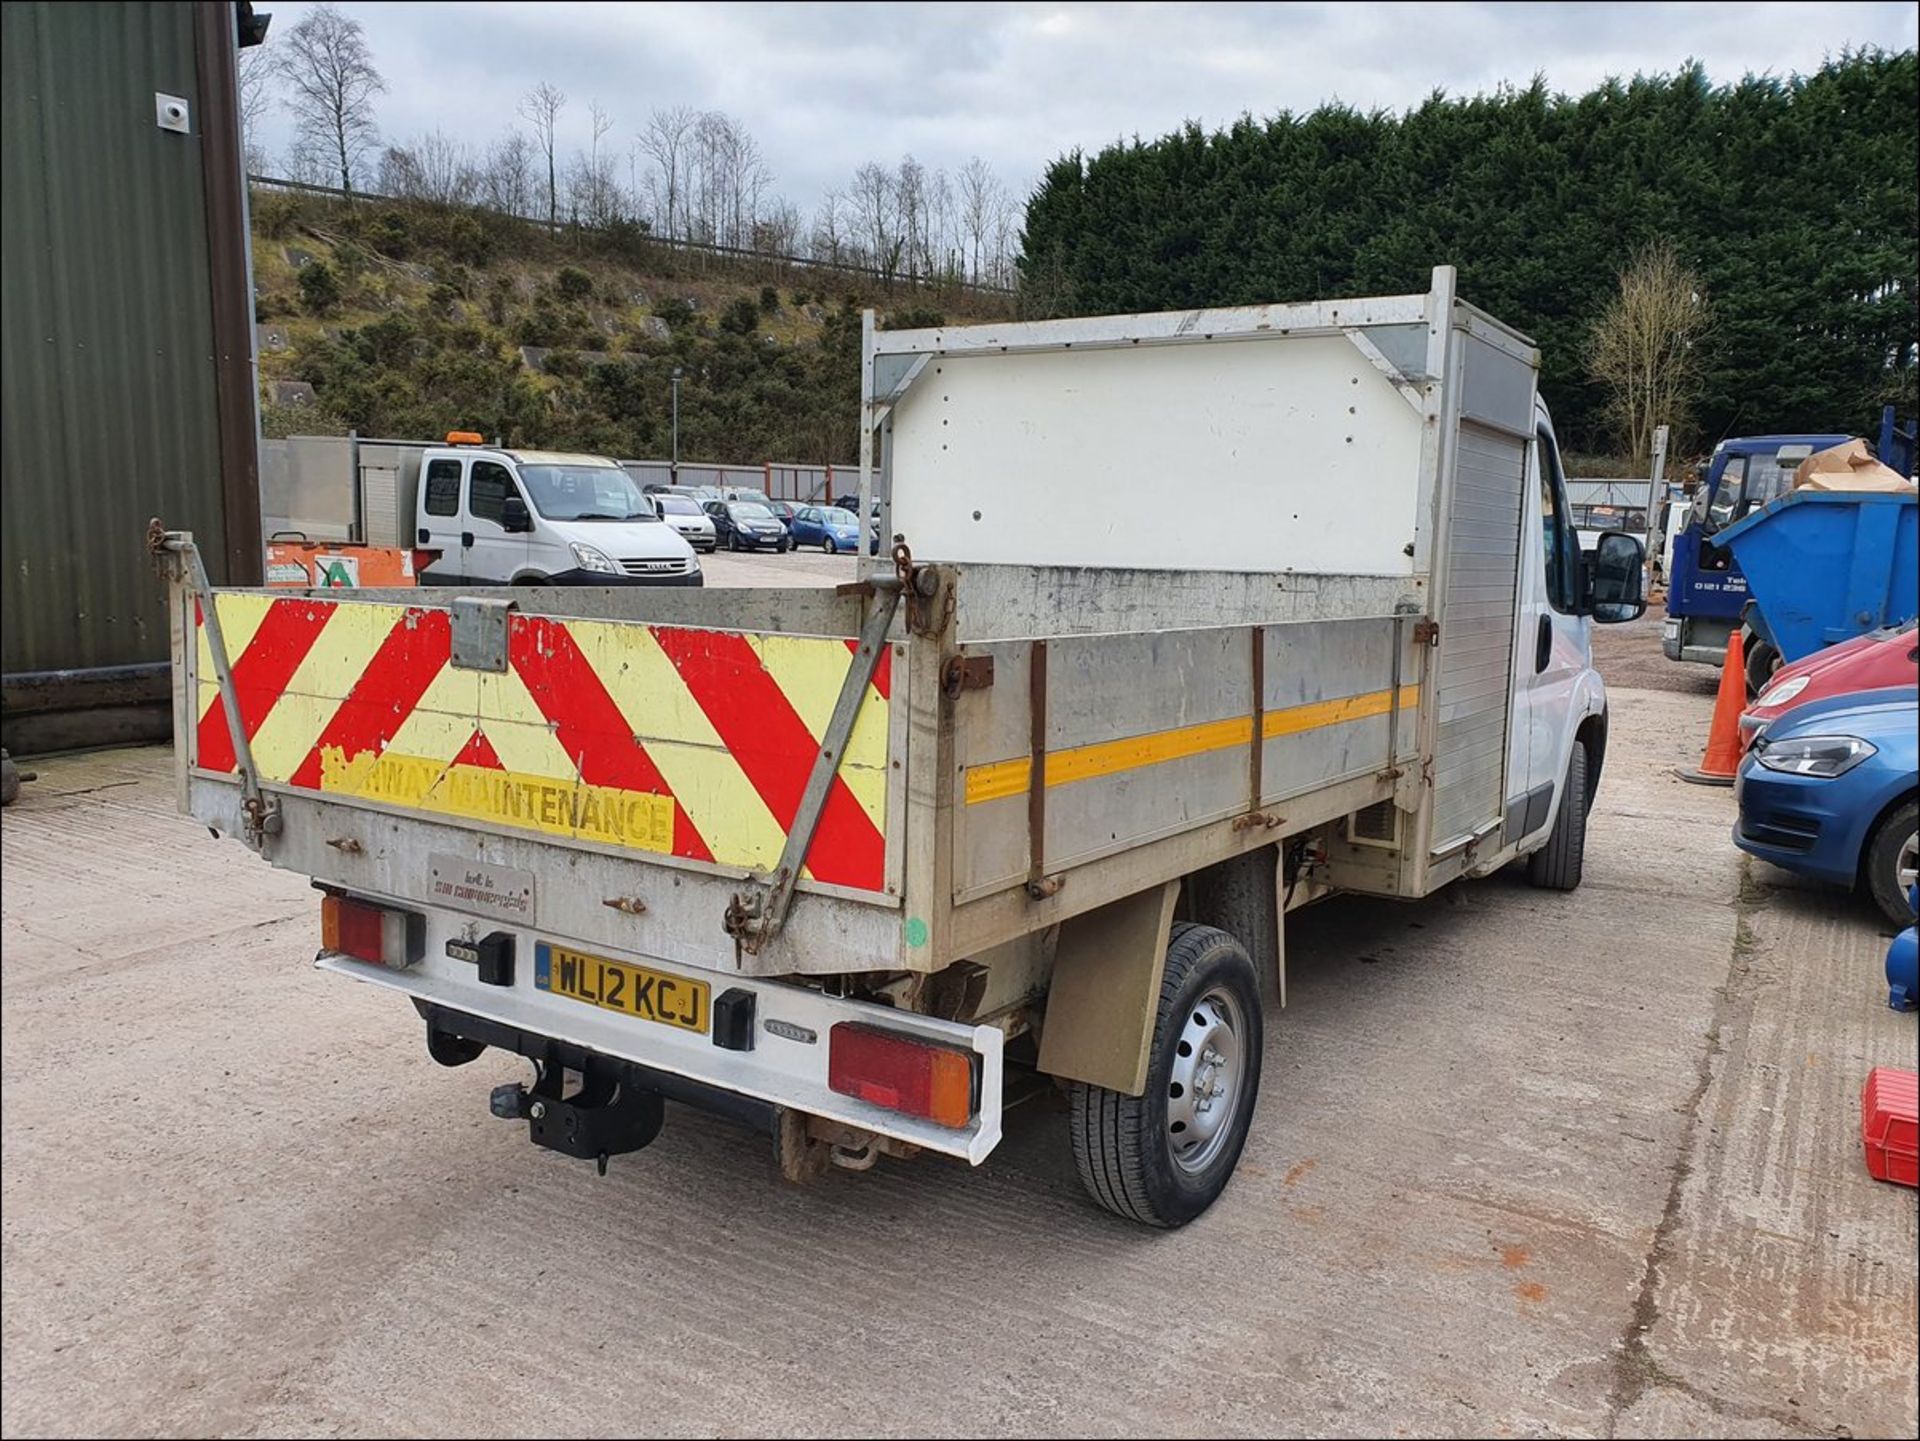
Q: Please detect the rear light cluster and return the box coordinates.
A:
[320,893,424,969]
[828,1023,975,1129]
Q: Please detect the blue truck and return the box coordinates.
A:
[1663,408,1917,692]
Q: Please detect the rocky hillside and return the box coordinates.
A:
[251,189,1013,464]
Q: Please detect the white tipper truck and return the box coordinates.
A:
[155,267,1645,1227]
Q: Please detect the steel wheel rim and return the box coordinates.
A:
[1166,986,1246,1174]
[1896,830,1919,896]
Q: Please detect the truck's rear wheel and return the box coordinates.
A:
[1744,637,1781,699]
[1068,923,1263,1227]
[1526,738,1588,891]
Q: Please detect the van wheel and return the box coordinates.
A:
[1864,799,1919,928]
[1068,923,1263,1228]
[1526,739,1588,892]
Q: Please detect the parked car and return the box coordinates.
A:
[645,482,723,503]
[704,499,791,552]
[1741,621,1919,746]
[788,503,863,553]
[869,500,883,555]
[1734,687,1918,925]
[833,494,861,513]
[651,492,717,552]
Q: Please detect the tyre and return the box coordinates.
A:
[1864,798,1919,928]
[1526,738,1588,891]
[1068,922,1264,1227]
[824,536,838,554]
[1744,637,1781,699]
[727,532,741,552]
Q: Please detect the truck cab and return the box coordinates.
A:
[416,436,701,586]
[1662,434,1845,678]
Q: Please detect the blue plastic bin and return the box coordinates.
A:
[1715,489,1918,663]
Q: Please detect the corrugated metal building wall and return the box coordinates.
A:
[1,1,260,753]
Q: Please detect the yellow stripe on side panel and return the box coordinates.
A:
[964,684,1420,806]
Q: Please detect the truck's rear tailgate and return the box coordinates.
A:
[184,591,902,963]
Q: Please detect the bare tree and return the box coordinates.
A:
[379,129,475,205]
[851,161,897,282]
[237,43,276,176]
[1588,239,1711,467]
[638,105,696,240]
[519,82,566,226]
[811,189,849,266]
[279,4,385,192]
[754,199,802,258]
[480,131,537,217]
[894,155,927,279]
[565,100,622,226]
[957,156,999,282]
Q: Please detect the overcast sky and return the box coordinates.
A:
[252,1,1919,213]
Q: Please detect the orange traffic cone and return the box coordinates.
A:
[1676,629,1747,786]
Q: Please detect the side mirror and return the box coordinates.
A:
[1586,530,1646,623]
[500,496,533,533]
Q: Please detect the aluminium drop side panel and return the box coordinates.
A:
[948,614,1421,912]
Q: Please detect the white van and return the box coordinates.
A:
[414,441,701,586]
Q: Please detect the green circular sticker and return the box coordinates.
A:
[904,916,929,948]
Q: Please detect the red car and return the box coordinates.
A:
[1740,620,1919,746]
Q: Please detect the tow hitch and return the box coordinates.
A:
[490,1065,664,1176]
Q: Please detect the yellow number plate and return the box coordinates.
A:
[534,943,709,1034]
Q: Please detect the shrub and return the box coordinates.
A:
[514,303,568,347]
[487,276,512,326]
[298,261,342,315]
[882,306,944,330]
[759,285,779,314]
[556,266,593,301]
[365,209,413,259]
[720,297,760,335]
[652,297,697,331]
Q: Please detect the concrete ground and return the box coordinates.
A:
[2,612,1914,1439]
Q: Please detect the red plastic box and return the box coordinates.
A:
[1862,1067,1918,1188]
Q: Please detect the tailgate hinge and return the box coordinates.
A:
[726,579,903,955]
[942,653,994,699]
[148,521,281,850]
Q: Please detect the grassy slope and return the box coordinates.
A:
[252,193,1011,464]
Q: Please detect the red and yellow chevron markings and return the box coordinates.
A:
[195,596,892,891]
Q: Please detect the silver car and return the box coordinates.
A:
[651,492,717,552]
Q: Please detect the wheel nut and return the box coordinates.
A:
[529,1100,547,1120]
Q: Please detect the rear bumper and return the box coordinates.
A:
[316,924,1004,1163]
[1663,614,1734,665]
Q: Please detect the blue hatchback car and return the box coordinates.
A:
[1734,686,1918,925]
[788,503,863,553]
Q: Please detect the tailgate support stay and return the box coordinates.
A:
[147,523,279,849]
[727,580,902,954]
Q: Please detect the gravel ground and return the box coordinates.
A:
[3,605,1913,1439]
